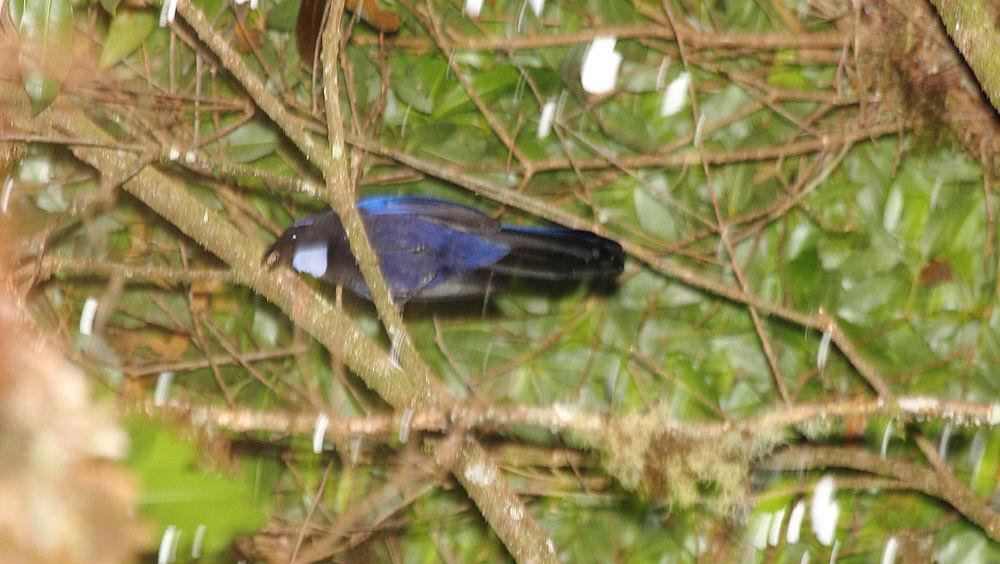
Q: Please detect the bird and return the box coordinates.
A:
[263,196,624,303]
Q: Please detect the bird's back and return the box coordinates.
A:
[266,196,624,303]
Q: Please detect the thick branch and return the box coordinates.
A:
[3,90,437,410]
[5,25,561,564]
[142,396,998,447]
[317,0,425,375]
[316,5,557,559]
[929,0,1000,112]
[176,0,426,383]
[143,392,1000,539]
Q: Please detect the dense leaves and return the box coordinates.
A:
[10,0,73,114]
[99,9,157,70]
[4,0,999,561]
[126,417,272,559]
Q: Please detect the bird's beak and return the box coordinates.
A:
[262,235,294,270]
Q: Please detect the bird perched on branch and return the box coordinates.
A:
[264,196,624,303]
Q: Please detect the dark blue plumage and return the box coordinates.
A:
[264,197,624,302]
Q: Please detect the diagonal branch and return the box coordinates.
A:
[317,0,426,374]
[176,0,426,380]
[3,91,430,408]
[763,444,1000,542]
[928,0,1000,113]
[4,26,562,564]
[351,136,895,398]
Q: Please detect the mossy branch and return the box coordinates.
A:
[0,82,431,409]
[930,0,1000,113]
[316,0,425,378]
[175,0,427,383]
[2,27,560,564]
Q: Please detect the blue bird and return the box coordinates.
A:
[263,196,624,302]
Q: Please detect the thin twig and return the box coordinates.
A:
[763,445,1000,542]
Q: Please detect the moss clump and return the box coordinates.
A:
[595,409,784,515]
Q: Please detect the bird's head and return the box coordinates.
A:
[262,213,341,278]
[262,226,301,270]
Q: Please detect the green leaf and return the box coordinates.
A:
[972,430,999,498]
[35,180,68,212]
[766,67,812,90]
[633,179,677,240]
[99,0,121,15]
[407,123,489,166]
[125,416,272,558]
[390,55,448,115]
[99,9,156,70]
[835,275,905,326]
[12,0,74,72]
[266,0,300,31]
[213,120,280,162]
[619,60,660,93]
[252,307,282,347]
[11,0,74,114]
[434,65,520,118]
[21,65,62,116]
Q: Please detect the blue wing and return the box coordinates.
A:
[359,198,510,297]
[268,196,623,302]
[359,197,500,232]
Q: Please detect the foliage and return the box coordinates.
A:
[2,0,998,561]
[125,416,272,560]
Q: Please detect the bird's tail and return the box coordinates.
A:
[486,227,624,280]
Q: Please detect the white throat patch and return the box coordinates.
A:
[292,243,328,278]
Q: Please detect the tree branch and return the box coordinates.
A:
[5,10,562,559]
[929,0,1000,113]
[140,396,998,443]
[763,444,1000,542]
[175,0,427,386]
